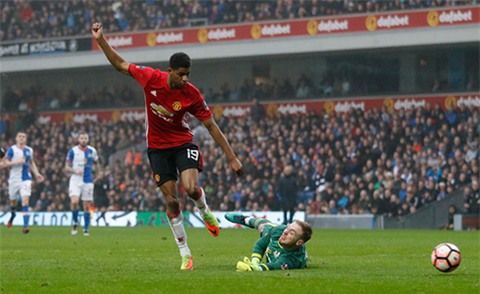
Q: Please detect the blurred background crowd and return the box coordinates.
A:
[2,0,476,42]
[1,104,479,219]
[0,0,479,224]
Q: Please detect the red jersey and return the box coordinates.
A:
[129,64,212,149]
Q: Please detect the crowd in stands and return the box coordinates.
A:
[1,101,479,220]
[5,58,475,114]
[2,83,143,113]
[2,0,476,42]
[2,73,366,113]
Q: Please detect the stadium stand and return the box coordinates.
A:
[1,104,478,219]
[1,0,476,42]
[0,0,478,228]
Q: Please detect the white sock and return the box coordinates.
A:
[168,213,191,257]
[192,187,208,215]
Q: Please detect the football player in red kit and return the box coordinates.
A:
[92,22,243,270]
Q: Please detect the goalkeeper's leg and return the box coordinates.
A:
[225,213,276,231]
[247,217,273,231]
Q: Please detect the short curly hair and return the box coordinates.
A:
[169,52,191,69]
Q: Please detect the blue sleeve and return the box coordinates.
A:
[66,149,74,163]
[6,147,13,160]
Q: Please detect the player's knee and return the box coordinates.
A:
[163,195,179,209]
[184,185,200,199]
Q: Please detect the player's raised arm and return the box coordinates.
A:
[91,22,131,76]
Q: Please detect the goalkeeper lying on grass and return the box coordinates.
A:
[225,213,313,271]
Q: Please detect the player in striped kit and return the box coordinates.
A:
[1,131,44,233]
[65,132,101,236]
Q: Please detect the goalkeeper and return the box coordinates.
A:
[225,213,313,271]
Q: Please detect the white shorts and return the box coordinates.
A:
[8,180,32,200]
[69,178,94,201]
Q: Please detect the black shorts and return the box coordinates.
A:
[147,143,203,186]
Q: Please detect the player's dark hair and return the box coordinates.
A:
[297,220,313,243]
[169,52,191,69]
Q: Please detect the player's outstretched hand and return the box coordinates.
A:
[91,22,103,39]
[230,157,243,177]
[236,257,261,272]
[250,257,261,269]
[36,174,45,183]
[236,260,252,272]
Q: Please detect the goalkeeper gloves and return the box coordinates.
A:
[250,257,261,270]
[236,257,262,272]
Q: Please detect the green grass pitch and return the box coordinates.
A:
[1,226,479,293]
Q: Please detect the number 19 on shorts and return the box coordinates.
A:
[187,149,199,161]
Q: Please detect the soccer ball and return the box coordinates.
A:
[431,243,461,272]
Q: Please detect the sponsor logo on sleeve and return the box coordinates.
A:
[202,101,209,110]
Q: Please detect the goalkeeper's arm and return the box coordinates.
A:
[236,234,270,272]
[250,254,268,271]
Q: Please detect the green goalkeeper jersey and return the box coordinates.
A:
[251,224,308,270]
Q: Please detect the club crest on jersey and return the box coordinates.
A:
[172,101,182,111]
[155,174,161,183]
[202,101,209,110]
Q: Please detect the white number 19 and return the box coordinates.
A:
[187,149,199,161]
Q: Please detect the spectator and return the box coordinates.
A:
[464,181,480,214]
[443,204,457,230]
[278,165,299,224]
[251,98,266,122]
